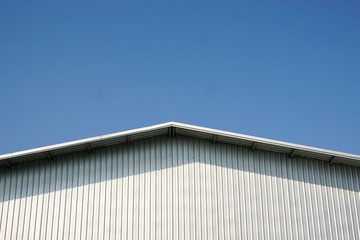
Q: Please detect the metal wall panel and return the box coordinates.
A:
[0,135,359,239]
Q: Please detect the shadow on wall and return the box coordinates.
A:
[1,135,359,203]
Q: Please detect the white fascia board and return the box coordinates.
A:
[170,122,360,161]
[0,122,173,161]
[1,121,359,164]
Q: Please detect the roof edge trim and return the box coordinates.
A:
[1,121,359,166]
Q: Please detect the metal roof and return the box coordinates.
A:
[1,121,359,167]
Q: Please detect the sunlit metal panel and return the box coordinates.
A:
[1,135,359,239]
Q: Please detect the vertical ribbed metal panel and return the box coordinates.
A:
[1,135,359,239]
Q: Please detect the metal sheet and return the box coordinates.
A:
[1,135,359,239]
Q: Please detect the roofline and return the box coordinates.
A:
[1,121,360,167]
[175,122,360,160]
[0,122,174,161]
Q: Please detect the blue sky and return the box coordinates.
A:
[0,1,359,155]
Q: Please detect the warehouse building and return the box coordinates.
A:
[0,122,359,239]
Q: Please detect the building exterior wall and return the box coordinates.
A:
[0,135,359,240]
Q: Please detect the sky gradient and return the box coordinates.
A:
[0,1,359,155]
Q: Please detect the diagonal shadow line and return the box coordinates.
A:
[1,135,359,203]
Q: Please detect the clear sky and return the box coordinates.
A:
[0,1,359,155]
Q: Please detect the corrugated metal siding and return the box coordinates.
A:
[0,135,359,240]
